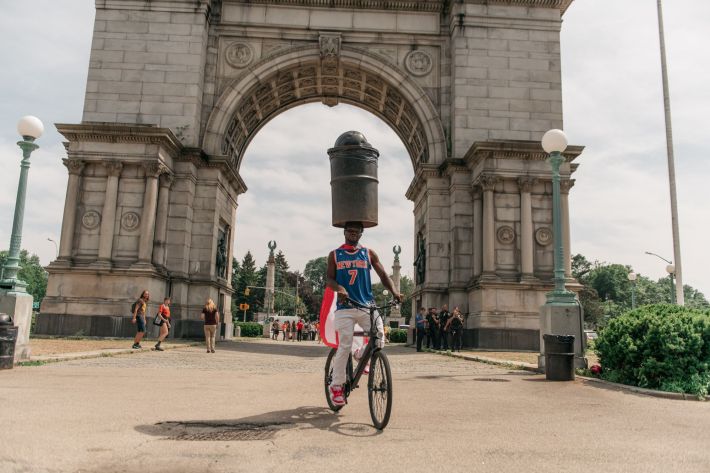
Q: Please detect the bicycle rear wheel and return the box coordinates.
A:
[324,348,352,411]
[367,349,393,430]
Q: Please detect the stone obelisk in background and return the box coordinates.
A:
[390,245,404,327]
[264,241,276,316]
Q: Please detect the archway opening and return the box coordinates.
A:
[231,102,414,322]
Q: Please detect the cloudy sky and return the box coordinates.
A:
[0,0,707,296]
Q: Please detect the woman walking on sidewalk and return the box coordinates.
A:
[200,299,220,353]
[154,297,171,351]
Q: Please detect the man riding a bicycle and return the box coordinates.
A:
[326,221,402,407]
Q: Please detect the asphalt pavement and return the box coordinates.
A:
[1,339,708,473]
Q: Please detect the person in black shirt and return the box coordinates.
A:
[427,307,440,349]
[446,307,464,352]
[438,304,450,351]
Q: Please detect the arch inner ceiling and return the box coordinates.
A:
[220,59,429,169]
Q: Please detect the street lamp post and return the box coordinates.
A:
[0,116,44,293]
[666,264,676,305]
[538,129,585,371]
[541,129,576,304]
[644,251,676,304]
[47,238,58,259]
[627,272,637,309]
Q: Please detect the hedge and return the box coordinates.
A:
[389,328,407,343]
[235,322,263,338]
[595,304,710,397]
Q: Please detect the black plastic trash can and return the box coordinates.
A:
[543,334,575,381]
[0,314,18,370]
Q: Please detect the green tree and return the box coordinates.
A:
[303,256,327,318]
[232,251,260,321]
[0,250,48,302]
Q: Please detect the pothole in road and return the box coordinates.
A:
[158,421,293,441]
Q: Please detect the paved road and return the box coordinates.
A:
[1,339,708,473]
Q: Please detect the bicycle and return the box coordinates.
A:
[323,295,399,430]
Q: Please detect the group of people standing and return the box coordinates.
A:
[414,304,465,352]
[271,319,319,342]
[130,290,221,353]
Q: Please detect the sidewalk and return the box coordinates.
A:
[24,337,199,364]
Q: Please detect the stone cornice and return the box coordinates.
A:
[438,158,469,177]
[458,0,573,14]
[464,140,584,168]
[405,163,440,201]
[226,0,445,12]
[206,154,248,195]
[96,0,213,15]
[56,122,184,158]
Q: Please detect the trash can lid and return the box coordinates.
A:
[0,313,12,325]
[543,334,575,343]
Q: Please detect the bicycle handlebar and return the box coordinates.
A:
[340,294,400,312]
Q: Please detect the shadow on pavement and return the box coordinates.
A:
[215,339,331,358]
[136,405,382,439]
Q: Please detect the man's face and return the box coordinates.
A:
[344,225,363,245]
[442,304,448,311]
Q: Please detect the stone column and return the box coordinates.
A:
[96,161,123,267]
[390,245,402,322]
[561,179,575,277]
[136,162,163,265]
[480,175,498,277]
[57,159,85,263]
[265,250,276,315]
[518,177,536,281]
[152,172,174,268]
[471,186,482,278]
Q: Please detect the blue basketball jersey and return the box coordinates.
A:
[334,247,374,310]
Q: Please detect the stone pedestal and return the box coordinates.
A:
[538,303,587,370]
[0,291,33,361]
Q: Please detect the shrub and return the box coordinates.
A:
[595,304,710,397]
[389,328,407,343]
[235,322,263,338]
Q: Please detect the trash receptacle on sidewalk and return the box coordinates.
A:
[234,325,241,338]
[543,334,575,381]
[0,313,18,370]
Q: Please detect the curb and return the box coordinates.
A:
[18,341,201,366]
[415,346,707,402]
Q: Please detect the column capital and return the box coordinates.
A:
[517,176,538,193]
[159,172,174,188]
[560,179,575,194]
[104,160,123,177]
[142,161,168,178]
[478,174,500,192]
[62,158,85,175]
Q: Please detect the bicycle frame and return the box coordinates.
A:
[342,298,397,392]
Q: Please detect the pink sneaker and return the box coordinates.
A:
[329,385,346,406]
[363,362,370,375]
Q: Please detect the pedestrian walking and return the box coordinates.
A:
[439,304,450,350]
[415,307,427,352]
[154,297,171,351]
[131,290,150,349]
[309,321,317,340]
[446,307,464,352]
[296,319,304,341]
[200,298,220,353]
[290,320,297,341]
[282,321,289,341]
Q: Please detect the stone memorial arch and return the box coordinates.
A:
[39,0,582,349]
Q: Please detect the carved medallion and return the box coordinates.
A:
[535,227,553,246]
[121,211,141,231]
[225,42,254,68]
[497,226,515,245]
[82,210,101,230]
[319,34,341,59]
[404,50,433,77]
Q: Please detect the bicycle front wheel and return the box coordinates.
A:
[367,349,393,430]
[324,348,343,412]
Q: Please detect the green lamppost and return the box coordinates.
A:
[0,116,44,293]
[541,129,576,304]
[627,271,637,309]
